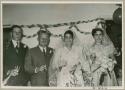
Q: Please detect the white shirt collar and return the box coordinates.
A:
[12,40,18,47]
[39,46,46,53]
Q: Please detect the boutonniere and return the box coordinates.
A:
[49,49,53,54]
[24,44,27,48]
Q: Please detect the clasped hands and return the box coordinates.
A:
[35,65,47,73]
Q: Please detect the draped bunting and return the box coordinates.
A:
[4,18,105,38]
[4,18,105,48]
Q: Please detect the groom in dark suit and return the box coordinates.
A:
[3,25,29,86]
[24,30,53,86]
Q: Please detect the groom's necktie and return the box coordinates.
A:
[16,42,20,53]
[43,48,46,56]
[43,48,48,85]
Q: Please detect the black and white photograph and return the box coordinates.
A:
[1,1,124,89]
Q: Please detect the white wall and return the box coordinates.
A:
[3,4,119,48]
[3,4,118,25]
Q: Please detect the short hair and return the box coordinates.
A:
[64,30,74,39]
[11,25,23,33]
[37,30,51,38]
[92,28,104,37]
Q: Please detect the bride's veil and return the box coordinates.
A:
[55,29,82,50]
[48,20,116,86]
[95,20,115,50]
[48,29,82,86]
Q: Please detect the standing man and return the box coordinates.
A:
[24,30,53,86]
[3,25,29,86]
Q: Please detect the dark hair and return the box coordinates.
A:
[64,30,74,38]
[92,28,104,36]
[37,30,51,38]
[11,25,23,32]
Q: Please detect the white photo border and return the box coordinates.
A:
[0,0,124,90]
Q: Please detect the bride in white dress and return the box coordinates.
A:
[88,28,118,86]
[49,30,91,87]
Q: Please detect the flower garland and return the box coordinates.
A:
[3,18,105,38]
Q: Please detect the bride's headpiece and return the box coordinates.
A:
[95,20,114,46]
[60,29,82,47]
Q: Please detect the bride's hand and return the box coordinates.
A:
[70,64,77,74]
[101,63,108,69]
[59,60,67,67]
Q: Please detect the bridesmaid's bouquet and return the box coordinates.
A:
[82,70,92,86]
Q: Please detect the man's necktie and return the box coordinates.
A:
[43,48,48,84]
[16,42,20,53]
[43,48,46,56]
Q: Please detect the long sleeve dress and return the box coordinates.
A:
[88,44,118,86]
[49,45,91,87]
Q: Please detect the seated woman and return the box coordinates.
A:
[88,28,118,86]
[48,30,91,87]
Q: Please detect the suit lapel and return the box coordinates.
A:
[37,46,44,54]
[37,46,46,59]
[10,40,15,49]
[36,46,52,67]
[10,41,26,56]
[37,46,49,56]
[46,47,51,55]
[9,41,18,55]
[18,43,24,55]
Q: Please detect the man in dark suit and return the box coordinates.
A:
[24,30,53,86]
[3,25,29,86]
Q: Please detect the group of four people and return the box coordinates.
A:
[3,25,118,87]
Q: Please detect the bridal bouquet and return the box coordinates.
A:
[100,56,115,72]
[82,70,92,86]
